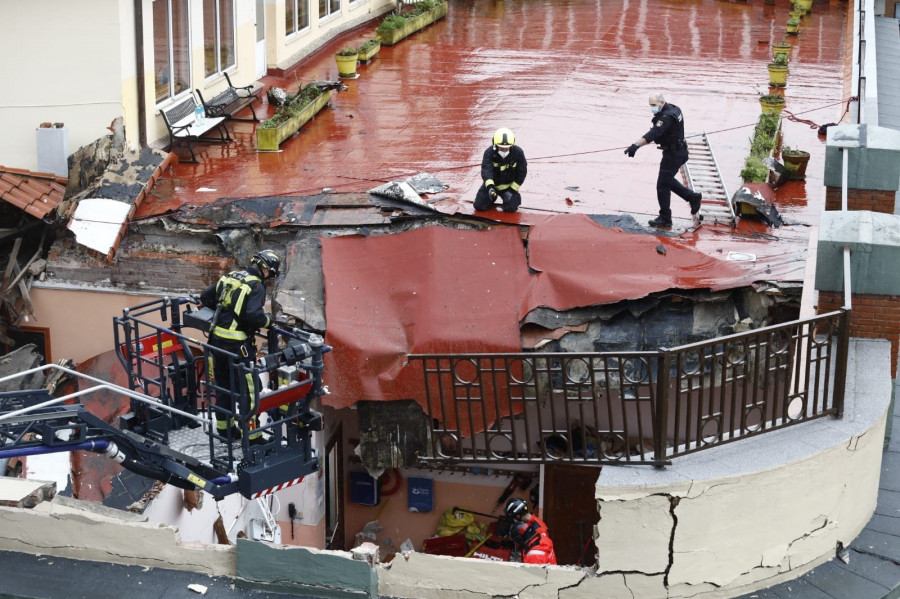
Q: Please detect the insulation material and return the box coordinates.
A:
[67,198,131,256]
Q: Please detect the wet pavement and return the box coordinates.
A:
[145,0,850,281]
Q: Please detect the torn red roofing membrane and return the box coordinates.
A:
[0,167,66,219]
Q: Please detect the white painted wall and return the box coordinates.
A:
[0,0,126,172]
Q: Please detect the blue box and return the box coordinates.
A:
[407,477,433,512]
[350,471,380,506]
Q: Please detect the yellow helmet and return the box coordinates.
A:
[493,127,515,147]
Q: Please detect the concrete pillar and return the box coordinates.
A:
[823,124,900,213]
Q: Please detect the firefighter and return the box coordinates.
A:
[624,92,702,228]
[505,497,557,565]
[474,127,527,213]
[199,249,281,443]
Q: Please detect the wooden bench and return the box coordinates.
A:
[160,94,231,163]
[196,72,260,122]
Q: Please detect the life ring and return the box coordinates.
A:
[379,468,402,496]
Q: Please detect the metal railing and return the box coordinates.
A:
[409,309,849,467]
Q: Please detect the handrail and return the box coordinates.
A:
[410,309,849,468]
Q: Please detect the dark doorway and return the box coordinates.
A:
[324,423,345,550]
[543,464,601,566]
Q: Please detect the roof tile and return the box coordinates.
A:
[0,166,66,218]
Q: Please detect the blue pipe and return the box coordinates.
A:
[0,440,110,459]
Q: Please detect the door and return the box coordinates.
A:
[324,423,345,550]
[254,0,267,78]
[542,464,601,566]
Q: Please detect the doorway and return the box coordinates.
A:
[324,423,345,550]
[542,464,601,566]
[254,0,267,78]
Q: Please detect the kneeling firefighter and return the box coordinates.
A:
[474,127,528,213]
[505,497,557,565]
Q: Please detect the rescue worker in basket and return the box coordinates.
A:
[474,127,527,213]
[199,249,281,444]
[505,497,557,565]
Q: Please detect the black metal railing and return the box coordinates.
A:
[409,309,849,467]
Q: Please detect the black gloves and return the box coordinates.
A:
[625,144,639,157]
[487,184,498,199]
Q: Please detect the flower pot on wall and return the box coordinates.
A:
[795,0,813,13]
[759,95,786,115]
[358,40,381,63]
[376,2,448,46]
[767,63,789,87]
[256,90,333,151]
[335,51,359,79]
[786,19,801,35]
[782,149,811,180]
[772,42,792,61]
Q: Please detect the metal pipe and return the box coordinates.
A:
[0,440,109,460]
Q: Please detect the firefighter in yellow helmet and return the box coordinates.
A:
[474,127,527,213]
[199,249,281,444]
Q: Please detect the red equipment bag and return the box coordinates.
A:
[422,532,469,557]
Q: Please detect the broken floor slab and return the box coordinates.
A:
[378,550,584,599]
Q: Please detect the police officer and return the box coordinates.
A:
[474,127,527,213]
[199,249,281,443]
[624,92,702,228]
[505,497,557,565]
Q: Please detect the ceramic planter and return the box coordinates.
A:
[358,42,381,63]
[782,150,811,180]
[772,43,792,61]
[376,2,448,46]
[256,90,333,151]
[795,0,813,13]
[786,21,800,35]
[767,63,789,87]
[335,53,359,78]
[759,96,785,115]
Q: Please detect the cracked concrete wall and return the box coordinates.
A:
[0,484,236,576]
[594,338,891,599]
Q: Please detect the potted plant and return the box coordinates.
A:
[795,0,813,14]
[772,39,792,61]
[759,93,786,115]
[786,18,801,35]
[256,82,335,151]
[358,39,381,63]
[375,0,448,46]
[767,53,789,87]
[781,146,811,180]
[335,46,359,79]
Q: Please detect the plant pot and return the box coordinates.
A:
[786,21,800,35]
[256,89,333,151]
[358,42,381,63]
[376,2,448,46]
[759,96,785,115]
[772,43,792,61]
[335,53,359,78]
[795,0,812,13]
[782,150,810,180]
[767,63,789,87]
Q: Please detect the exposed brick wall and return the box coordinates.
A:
[46,244,234,294]
[818,290,900,378]
[825,186,896,213]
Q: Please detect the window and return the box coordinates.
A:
[318,0,340,20]
[285,0,310,36]
[153,0,191,104]
[203,0,235,78]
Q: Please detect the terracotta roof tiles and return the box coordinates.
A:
[0,166,66,219]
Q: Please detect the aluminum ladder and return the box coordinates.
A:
[682,132,737,227]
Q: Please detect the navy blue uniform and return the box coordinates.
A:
[641,103,697,223]
[474,145,527,212]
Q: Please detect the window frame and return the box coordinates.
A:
[153,0,192,106]
[203,0,236,79]
[285,0,311,38]
[318,0,341,22]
